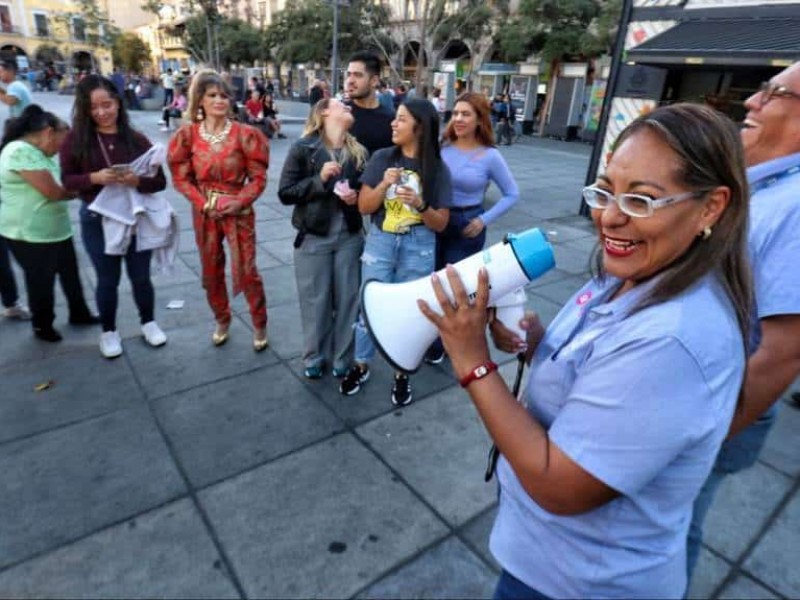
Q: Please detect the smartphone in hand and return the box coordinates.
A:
[110,164,131,176]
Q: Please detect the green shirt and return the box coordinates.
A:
[0,140,72,243]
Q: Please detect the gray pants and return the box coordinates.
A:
[293,225,363,371]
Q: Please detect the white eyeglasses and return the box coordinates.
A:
[582,186,708,218]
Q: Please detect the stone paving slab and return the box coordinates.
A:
[0,499,238,599]
[153,363,343,488]
[0,406,185,570]
[356,536,497,599]
[743,489,800,598]
[687,548,732,599]
[124,319,278,400]
[288,355,457,428]
[719,575,780,600]
[357,385,496,527]
[459,506,501,572]
[0,346,141,444]
[703,463,793,563]
[759,403,800,477]
[198,434,449,598]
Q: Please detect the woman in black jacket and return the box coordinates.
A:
[278,98,367,380]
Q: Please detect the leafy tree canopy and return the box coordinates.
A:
[264,0,394,65]
[495,0,621,63]
[172,14,263,67]
[112,32,151,73]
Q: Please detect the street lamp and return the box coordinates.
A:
[328,0,350,95]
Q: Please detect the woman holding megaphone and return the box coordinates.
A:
[339,98,453,406]
[419,104,752,599]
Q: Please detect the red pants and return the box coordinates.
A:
[193,210,267,329]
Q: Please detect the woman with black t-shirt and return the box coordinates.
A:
[338,98,452,406]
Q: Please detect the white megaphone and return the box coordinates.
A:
[494,287,529,342]
[361,228,555,373]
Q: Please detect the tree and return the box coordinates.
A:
[172,14,262,68]
[112,32,151,73]
[494,0,622,132]
[388,0,504,89]
[263,0,394,70]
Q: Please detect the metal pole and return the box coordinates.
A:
[205,15,214,68]
[580,0,633,216]
[332,0,339,94]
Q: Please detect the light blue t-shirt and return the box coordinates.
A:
[490,273,745,598]
[714,151,800,472]
[441,145,519,226]
[6,80,31,118]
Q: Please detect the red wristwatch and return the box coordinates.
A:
[459,361,498,388]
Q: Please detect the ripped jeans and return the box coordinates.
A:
[354,223,436,364]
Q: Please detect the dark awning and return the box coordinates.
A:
[627,18,800,67]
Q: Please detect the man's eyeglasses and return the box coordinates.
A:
[582,186,708,218]
[757,81,800,107]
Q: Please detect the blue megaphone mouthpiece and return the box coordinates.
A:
[506,228,556,281]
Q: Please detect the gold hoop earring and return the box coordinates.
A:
[701,227,712,240]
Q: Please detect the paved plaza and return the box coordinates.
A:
[0,91,797,599]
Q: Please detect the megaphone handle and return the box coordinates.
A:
[484,352,527,482]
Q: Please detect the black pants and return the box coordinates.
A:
[6,237,94,331]
[0,234,19,308]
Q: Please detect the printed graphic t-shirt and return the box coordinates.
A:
[360,147,452,232]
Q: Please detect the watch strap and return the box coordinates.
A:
[459,360,498,388]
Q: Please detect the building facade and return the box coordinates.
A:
[0,0,113,74]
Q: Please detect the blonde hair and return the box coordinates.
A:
[303,98,367,169]
[186,69,236,123]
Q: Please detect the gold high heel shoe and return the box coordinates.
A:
[212,324,229,347]
[253,331,268,352]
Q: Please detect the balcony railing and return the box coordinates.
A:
[0,24,22,35]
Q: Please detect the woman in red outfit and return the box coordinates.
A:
[167,70,270,351]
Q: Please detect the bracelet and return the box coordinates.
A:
[459,360,498,388]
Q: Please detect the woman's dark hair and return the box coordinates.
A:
[397,97,443,206]
[596,103,752,347]
[71,74,140,166]
[0,104,67,153]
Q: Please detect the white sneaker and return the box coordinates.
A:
[3,302,31,320]
[159,125,169,132]
[100,330,123,359]
[141,321,167,347]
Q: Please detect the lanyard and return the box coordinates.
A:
[751,164,800,193]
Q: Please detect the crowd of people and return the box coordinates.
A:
[0,50,798,599]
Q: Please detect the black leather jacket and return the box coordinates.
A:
[277,134,364,242]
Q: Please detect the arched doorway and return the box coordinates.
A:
[35,44,64,67]
[441,40,471,94]
[0,45,28,70]
[72,50,94,73]
[402,41,426,84]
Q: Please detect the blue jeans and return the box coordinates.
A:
[354,224,435,364]
[686,405,777,580]
[0,234,19,308]
[493,570,552,600]
[80,205,154,332]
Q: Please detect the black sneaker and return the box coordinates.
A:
[339,364,370,396]
[423,347,445,365]
[391,373,412,406]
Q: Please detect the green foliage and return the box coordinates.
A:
[174,14,263,67]
[495,0,621,63]
[263,0,394,65]
[434,1,495,49]
[112,31,151,73]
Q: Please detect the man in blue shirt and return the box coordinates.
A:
[687,60,800,578]
[0,59,31,118]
